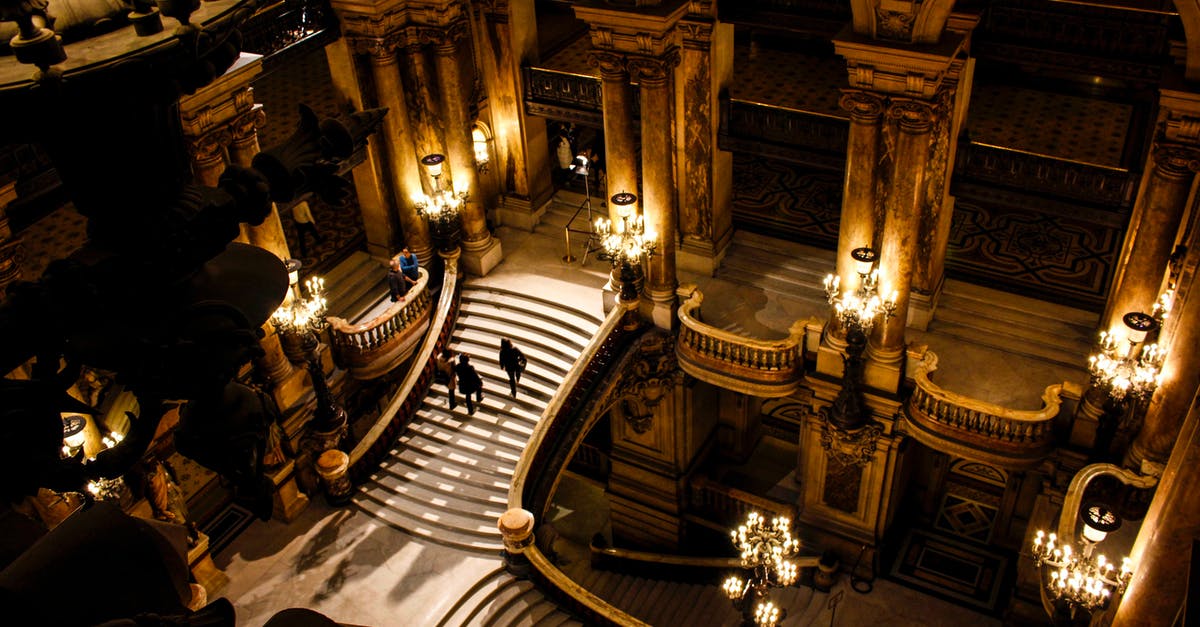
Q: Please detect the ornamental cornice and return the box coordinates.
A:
[834,28,964,98]
[180,85,259,138]
[677,18,713,50]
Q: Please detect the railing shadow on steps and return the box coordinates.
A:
[588,534,821,585]
[327,268,432,380]
[347,257,462,483]
[508,300,652,627]
[904,350,1066,470]
[676,288,806,398]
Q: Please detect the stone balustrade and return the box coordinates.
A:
[676,290,805,397]
[905,351,1061,469]
[327,268,432,380]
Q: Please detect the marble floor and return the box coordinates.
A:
[217,195,1037,626]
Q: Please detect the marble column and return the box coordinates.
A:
[630,52,680,330]
[675,14,734,276]
[871,98,937,367]
[228,107,292,261]
[370,43,432,262]
[477,0,554,230]
[0,181,21,298]
[1115,390,1200,624]
[831,90,886,341]
[589,50,638,220]
[187,135,227,189]
[428,24,501,275]
[1104,144,1198,332]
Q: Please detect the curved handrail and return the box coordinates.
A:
[508,300,649,627]
[348,256,460,479]
[906,351,1062,465]
[675,290,805,396]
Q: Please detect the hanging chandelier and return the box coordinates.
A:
[1087,311,1165,403]
[823,247,897,334]
[722,511,800,626]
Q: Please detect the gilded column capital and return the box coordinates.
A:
[1152,143,1200,178]
[187,132,229,163]
[887,98,937,134]
[677,19,713,50]
[229,106,266,145]
[587,49,628,80]
[419,20,469,55]
[839,90,886,123]
[626,50,680,87]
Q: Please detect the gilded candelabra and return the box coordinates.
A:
[594,192,656,301]
[272,262,346,440]
[414,153,465,252]
[722,511,801,627]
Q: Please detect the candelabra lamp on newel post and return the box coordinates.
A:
[722,511,801,627]
[821,247,898,431]
[415,153,465,255]
[594,192,656,304]
[1085,308,1168,460]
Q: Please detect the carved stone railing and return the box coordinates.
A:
[327,268,431,380]
[508,301,647,627]
[523,67,604,127]
[348,257,461,482]
[676,289,804,398]
[687,474,797,531]
[904,351,1061,469]
[240,0,337,59]
[718,97,848,171]
[955,141,1137,209]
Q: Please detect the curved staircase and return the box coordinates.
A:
[353,282,603,552]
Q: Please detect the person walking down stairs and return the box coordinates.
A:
[435,349,457,410]
[498,338,527,398]
[455,354,484,415]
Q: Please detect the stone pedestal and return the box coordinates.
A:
[268,459,310,522]
[188,532,230,598]
[460,236,504,277]
[498,507,535,576]
[316,449,352,505]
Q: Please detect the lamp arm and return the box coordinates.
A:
[1057,463,1159,542]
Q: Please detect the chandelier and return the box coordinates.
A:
[1087,311,1165,403]
[594,192,656,301]
[271,260,345,438]
[722,511,800,627]
[415,153,466,250]
[1031,504,1133,615]
[272,260,328,337]
[823,247,897,335]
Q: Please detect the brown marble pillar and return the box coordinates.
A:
[630,53,680,329]
[675,16,733,276]
[228,108,292,261]
[831,90,886,340]
[589,50,638,220]
[0,181,21,298]
[1115,391,1200,625]
[1104,144,1198,332]
[872,98,937,365]
[370,43,431,261]
[430,24,487,248]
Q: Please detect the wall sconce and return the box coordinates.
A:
[594,192,656,302]
[472,127,490,173]
[1088,311,1165,403]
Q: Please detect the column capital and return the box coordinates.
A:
[677,19,714,51]
[886,97,937,133]
[418,20,469,55]
[186,132,229,163]
[627,50,680,87]
[230,106,266,145]
[588,49,629,79]
[1152,142,1200,178]
[839,90,886,123]
[356,35,403,59]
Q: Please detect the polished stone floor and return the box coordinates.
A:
[216,196,1035,626]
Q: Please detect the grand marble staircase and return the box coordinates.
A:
[353,282,602,552]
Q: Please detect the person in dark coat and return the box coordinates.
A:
[435,349,457,409]
[386,258,405,302]
[498,338,526,398]
[455,354,484,415]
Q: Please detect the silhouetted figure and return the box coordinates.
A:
[435,349,457,409]
[455,354,483,415]
[292,201,323,258]
[386,258,405,302]
[498,338,526,398]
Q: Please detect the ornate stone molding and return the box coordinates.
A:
[418,19,469,54]
[626,50,680,87]
[839,90,886,123]
[587,49,628,79]
[887,98,937,134]
[677,19,713,50]
[355,34,404,58]
[186,132,230,163]
[819,419,883,467]
[229,107,266,145]
[613,335,681,434]
[875,7,914,41]
[1152,143,1200,178]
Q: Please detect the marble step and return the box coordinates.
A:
[424,387,547,425]
[938,279,1097,340]
[457,312,592,355]
[418,399,537,439]
[436,568,513,627]
[403,414,530,459]
[353,489,503,551]
[365,462,509,509]
[377,444,511,493]
[454,328,578,374]
[322,251,389,321]
[484,581,564,627]
[392,431,517,478]
[461,289,602,338]
[399,424,524,467]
